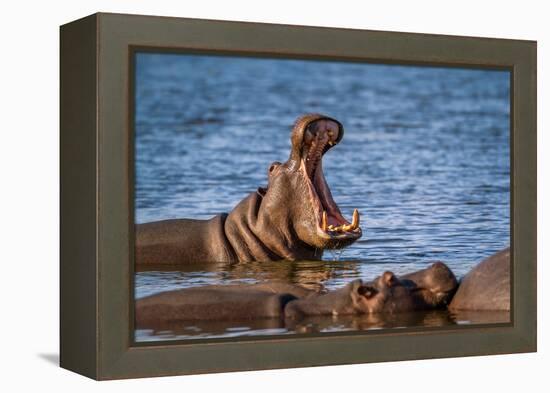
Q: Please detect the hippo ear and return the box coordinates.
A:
[358,285,378,299]
[383,271,398,287]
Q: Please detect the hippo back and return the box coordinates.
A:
[135,282,316,327]
[449,248,510,311]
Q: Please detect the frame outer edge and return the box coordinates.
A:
[60,13,99,379]
[90,13,537,379]
[513,41,537,351]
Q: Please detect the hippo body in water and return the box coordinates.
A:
[136,282,318,326]
[136,114,362,265]
[285,262,457,318]
[135,262,458,326]
[449,248,510,311]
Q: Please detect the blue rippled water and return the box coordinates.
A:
[134,53,510,340]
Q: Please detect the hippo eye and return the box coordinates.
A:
[358,285,378,299]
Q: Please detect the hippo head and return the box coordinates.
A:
[399,262,459,307]
[350,266,457,314]
[258,114,362,251]
[349,273,419,314]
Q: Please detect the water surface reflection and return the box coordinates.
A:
[135,261,510,342]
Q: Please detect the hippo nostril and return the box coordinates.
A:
[268,161,281,175]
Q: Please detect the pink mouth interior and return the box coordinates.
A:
[303,135,349,228]
[313,163,349,227]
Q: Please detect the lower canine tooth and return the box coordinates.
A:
[322,211,328,232]
[351,209,360,230]
[340,210,360,232]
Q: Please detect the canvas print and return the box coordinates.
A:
[133,53,510,342]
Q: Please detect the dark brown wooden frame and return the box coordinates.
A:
[60,12,537,380]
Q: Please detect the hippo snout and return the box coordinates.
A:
[428,261,459,294]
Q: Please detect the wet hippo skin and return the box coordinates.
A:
[136,282,318,326]
[400,261,459,308]
[449,247,510,311]
[135,263,458,326]
[285,265,457,319]
[136,114,362,265]
[283,280,369,319]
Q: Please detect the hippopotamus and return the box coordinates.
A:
[136,282,318,327]
[285,262,457,319]
[399,261,459,308]
[136,114,362,265]
[449,247,510,311]
[135,262,458,326]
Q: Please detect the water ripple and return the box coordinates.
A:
[134,54,510,340]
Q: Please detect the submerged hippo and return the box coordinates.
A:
[136,282,318,326]
[400,261,459,308]
[285,262,458,319]
[135,262,458,326]
[136,114,362,265]
[449,247,510,311]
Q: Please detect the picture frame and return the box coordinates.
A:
[60,12,536,380]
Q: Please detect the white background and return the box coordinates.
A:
[0,0,547,390]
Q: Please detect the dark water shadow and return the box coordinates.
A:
[134,309,511,342]
[38,353,59,366]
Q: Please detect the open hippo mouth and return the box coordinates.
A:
[298,116,362,245]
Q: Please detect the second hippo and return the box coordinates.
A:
[136,282,318,327]
[135,262,458,326]
[285,262,458,318]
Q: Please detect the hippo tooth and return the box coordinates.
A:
[322,211,328,232]
[351,209,360,230]
[304,129,314,144]
[338,211,359,232]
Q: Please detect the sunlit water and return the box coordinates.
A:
[134,53,510,341]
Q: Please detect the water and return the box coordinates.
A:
[134,53,510,341]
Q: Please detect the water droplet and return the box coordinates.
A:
[328,249,345,261]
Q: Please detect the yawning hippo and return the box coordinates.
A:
[136,114,362,265]
[135,263,458,326]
